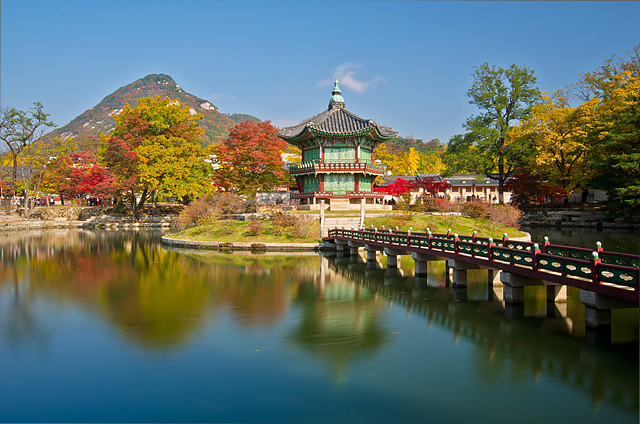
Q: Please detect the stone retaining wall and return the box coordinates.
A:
[520,208,638,229]
[161,236,334,252]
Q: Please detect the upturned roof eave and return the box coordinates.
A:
[279,125,396,145]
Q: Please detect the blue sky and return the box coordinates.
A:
[2,1,639,143]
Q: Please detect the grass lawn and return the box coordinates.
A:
[167,211,527,243]
[167,218,321,243]
[363,213,526,238]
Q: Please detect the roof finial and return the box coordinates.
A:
[329,79,345,109]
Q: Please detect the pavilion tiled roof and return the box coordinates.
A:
[278,81,397,141]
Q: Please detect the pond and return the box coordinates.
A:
[0,230,637,423]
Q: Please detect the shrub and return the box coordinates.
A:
[417,196,439,212]
[176,192,246,230]
[461,201,489,219]
[270,212,296,235]
[291,218,315,239]
[487,204,522,230]
[246,220,263,236]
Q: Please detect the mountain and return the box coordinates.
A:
[43,73,260,145]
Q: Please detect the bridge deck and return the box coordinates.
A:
[324,228,639,303]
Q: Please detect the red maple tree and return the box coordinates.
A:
[212,121,288,199]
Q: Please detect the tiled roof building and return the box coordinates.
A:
[278,81,397,210]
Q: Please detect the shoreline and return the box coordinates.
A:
[160,235,334,252]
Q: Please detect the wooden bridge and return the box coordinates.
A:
[324,227,639,330]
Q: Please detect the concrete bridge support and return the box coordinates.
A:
[348,241,364,257]
[500,272,546,304]
[580,290,637,330]
[335,239,348,255]
[384,248,411,269]
[411,252,442,277]
[447,259,483,288]
[365,244,383,263]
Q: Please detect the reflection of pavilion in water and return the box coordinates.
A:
[285,256,390,385]
[326,253,639,413]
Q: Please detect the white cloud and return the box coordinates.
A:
[318,62,386,93]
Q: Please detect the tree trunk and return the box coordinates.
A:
[498,154,505,204]
[131,189,139,221]
[3,193,11,215]
[136,188,149,211]
[23,195,31,219]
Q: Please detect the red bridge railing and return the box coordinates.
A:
[326,227,639,303]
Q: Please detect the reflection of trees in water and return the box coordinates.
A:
[0,231,217,349]
[1,234,327,351]
[326,255,639,414]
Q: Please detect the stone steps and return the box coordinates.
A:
[322,217,362,237]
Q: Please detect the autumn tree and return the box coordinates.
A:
[374,144,445,176]
[464,63,540,203]
[0,102,55,214]
[100,96,211,219]
[212,121,288,205]
[45,151,116,204]
[574,45,640,208]
[509,93,604,204]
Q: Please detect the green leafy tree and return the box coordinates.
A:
[464,63,540,203]
[0,102,55,215]
[442,133,489,176]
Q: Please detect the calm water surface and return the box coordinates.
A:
[0,230,637,423]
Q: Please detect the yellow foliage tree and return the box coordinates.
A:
[510,93,605,202]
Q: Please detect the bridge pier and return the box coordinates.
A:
[448,259,483,288]
[411,252,441,277]
[385,248,411,269]
[500,272,545,304]
[335,239,348,255]
[348,241,364,257]
[580,290,637,330]
[365,244,382,263]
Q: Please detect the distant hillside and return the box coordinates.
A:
[43,74,261,145]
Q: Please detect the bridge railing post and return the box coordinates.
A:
[488,238,495,261]
[542,236,550,253]
[502,232,508,247]
[595,241,603,255]
[407,229,411,247]
[532,243,540,271]
[590,252,601,286]
[454,233,460,254]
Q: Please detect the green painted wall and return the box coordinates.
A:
[359,176,372,192]
[325,174,355,194]
[302,175,319,192]
[303,148,320,162]
[325,147,356,163]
